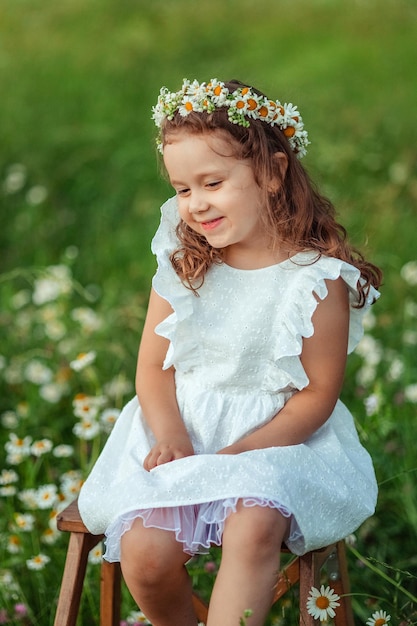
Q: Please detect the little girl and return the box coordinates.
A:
[79,78,382,626]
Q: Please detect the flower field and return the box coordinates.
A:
[1,0,416,624]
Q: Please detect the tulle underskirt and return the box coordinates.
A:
[103,497,302,562]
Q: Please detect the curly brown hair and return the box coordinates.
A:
[160,80,382,307]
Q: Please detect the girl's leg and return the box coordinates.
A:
[120,517,197,626]
[207,502,289,626]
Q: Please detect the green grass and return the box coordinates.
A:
[1,0,417,623]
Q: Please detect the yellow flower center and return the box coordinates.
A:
[241,87,249,96]
[236,100,245,110]
[247,98,257,110]
[283,126,296,138]
[258,105,268,118]
[316,596,330,610]
[185,101,193,112]
[213,85,222,96]
[375,620,386,626]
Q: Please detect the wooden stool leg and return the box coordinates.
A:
[100,560,122,626]
[192,591,209,624]
[329,542,355,626]
[298,551,318,626]
[298,545,336,626]
[54,532,101,626]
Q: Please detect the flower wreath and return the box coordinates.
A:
[152,78,309,158]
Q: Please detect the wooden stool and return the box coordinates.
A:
[54,498,354,626]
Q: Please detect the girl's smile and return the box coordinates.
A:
[163,131,276,268]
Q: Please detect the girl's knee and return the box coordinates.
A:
[120,521,185,585]
[223,504,288,557]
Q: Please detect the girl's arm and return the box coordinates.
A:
[218,278,350,453]
[136,288,194,471]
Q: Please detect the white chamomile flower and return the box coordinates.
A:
[88,545,103,564]
[306,584,340,621]
[400,260,417,285]
[41,527,60,545]
[31,438,53,457]
[14,513,36,532]
[26,553,51,571]
[73,418,101,440]
[100,408,121,433]
[366,609,391,626]
[69,350,96,371]
[5,433,32,458]
[126,609,151,624]
[0,469,19,485]
[53,444,74,458]
[36,484,58,509]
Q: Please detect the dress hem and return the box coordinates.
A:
[103,497,303,562]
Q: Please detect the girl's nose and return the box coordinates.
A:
[188,191,209,214]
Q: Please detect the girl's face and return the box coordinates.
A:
[163,130,276,269]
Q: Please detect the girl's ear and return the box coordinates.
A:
[268,152,288,193]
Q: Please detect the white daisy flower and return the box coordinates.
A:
[53,444,74,458]
[3,163,27,193]
[60,473,83,500]
[104,375,133,398]
[401,260,417,285]
[72,394,100,420]
[40,381,68,403]
[306,585,340,621]
[26,553,51,571]
[30,438,53,457]
[24,360,53,385]
[18,488,39,509]
[14,513,36,532]
[364,393,380,416]
[5,433,32,458]
[0,486,17,497]
[7,535,22,554]
[36,484,58,509]
[69,350,97,372]
[366,609,391,626]
[73,418,101,440]
[0,469,19,485]
[88,545,103,564]
[404,383,417,403]
[126,609,151,624]
[26,184,48,205]
[100,408,121,433]
[41,527,60,545]
[32,265,72,305]
[1,410,19,429]
[71,307,102,332]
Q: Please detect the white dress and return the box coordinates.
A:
[79,196,379,560]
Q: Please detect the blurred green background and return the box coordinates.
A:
[1,0,417,623]
[1,0,416,307]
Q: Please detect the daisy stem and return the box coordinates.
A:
[348,546,417,603]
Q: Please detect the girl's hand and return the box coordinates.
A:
[216,442,244,455]
[143,435,194,471]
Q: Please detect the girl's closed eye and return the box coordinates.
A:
[206,181,222,189]
[176,188,190,197]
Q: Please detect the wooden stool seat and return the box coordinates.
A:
[54,498,354,626]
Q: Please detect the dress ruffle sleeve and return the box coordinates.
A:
[262,252,380,393]
[150,196,197,371]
